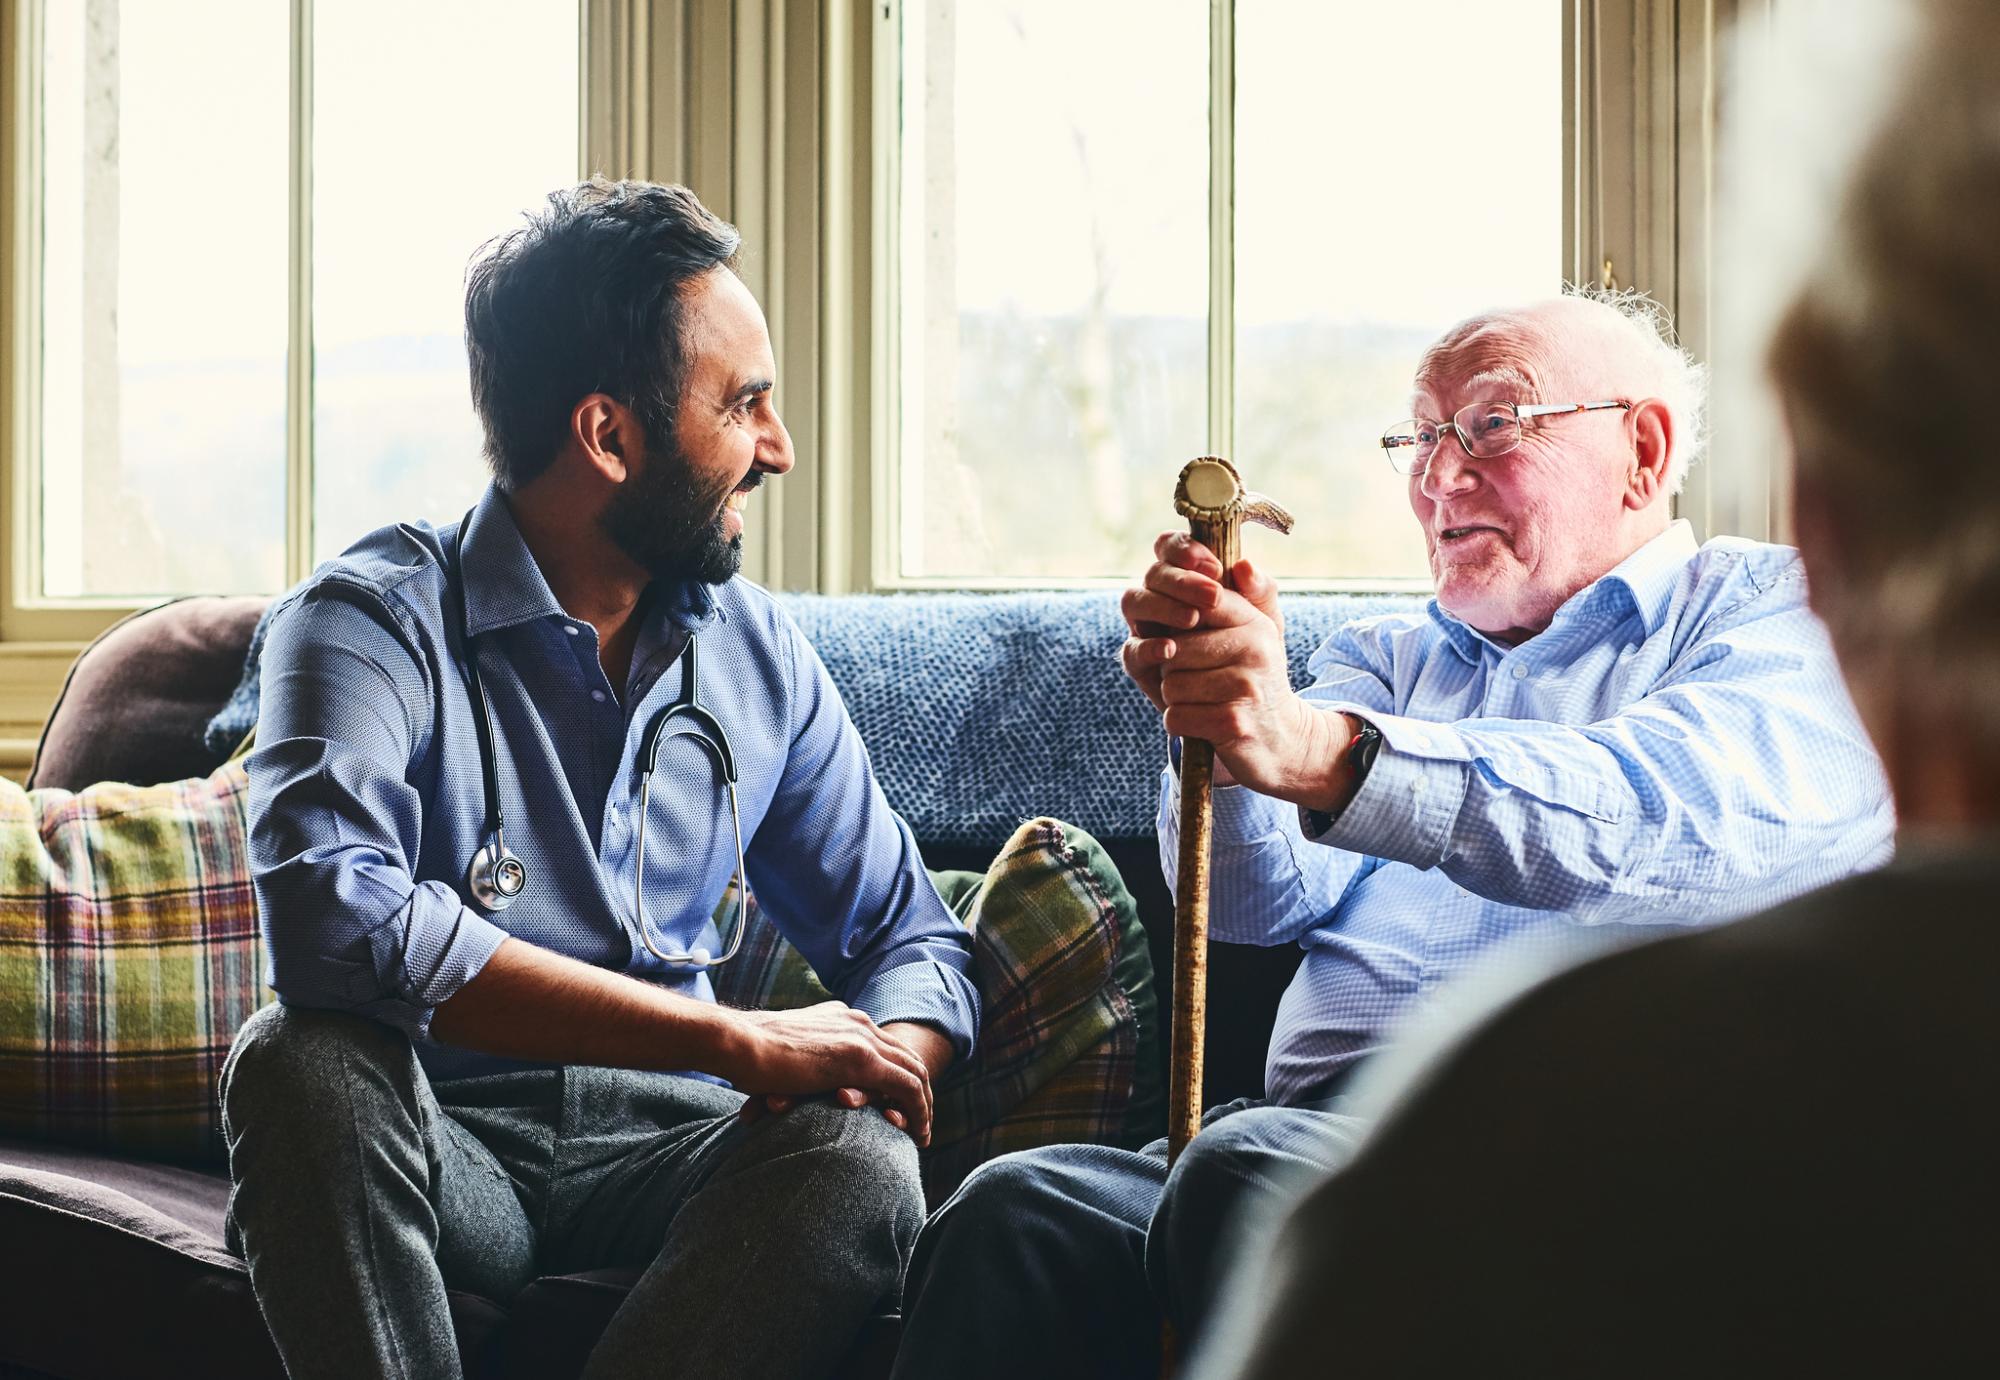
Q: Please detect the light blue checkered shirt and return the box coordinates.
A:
[1159,521,1895,1105]
[249,485,979,1082]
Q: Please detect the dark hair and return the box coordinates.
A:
[464,178,742,492]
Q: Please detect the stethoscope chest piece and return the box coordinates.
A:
[467,838,528,912]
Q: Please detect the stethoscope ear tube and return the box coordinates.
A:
[448,514,530,916]
[444,511,748,966]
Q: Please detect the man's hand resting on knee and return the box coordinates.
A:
[430,938,940,1145]
[729,1006,951,1147]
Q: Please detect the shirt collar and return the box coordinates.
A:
[1591,519,1699,636]
[455,483,726,639]
[456,486,566,638]
[1424,518,1700,661]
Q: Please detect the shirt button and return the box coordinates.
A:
[590,689,607,703]
[564,624,581,637]
[1512,665,1528,680]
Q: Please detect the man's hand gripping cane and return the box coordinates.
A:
[1123,457,1295,1166]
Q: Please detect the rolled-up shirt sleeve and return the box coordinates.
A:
[744,618,981,1057]
[248,586,509,1040]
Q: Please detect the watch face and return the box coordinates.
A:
[1351,725,1383,776]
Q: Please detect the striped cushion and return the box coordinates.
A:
[713,816,1163,1204]
[0,762,263,1163]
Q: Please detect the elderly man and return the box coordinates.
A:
[890,291,1893,1380]
[1189,2,1997,1373]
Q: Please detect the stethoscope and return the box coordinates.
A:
[446,517,752,969]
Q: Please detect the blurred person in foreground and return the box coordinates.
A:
[893,282,1896,1378]
[1188,2,1998,1375]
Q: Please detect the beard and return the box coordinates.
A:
[599,441,754,586]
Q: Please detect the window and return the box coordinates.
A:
[36,0,290,597]
[310,0,580,567]
[887,0,1564,585]
[18,0,580,607]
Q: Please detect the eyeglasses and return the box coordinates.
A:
[1380,399,1632,476]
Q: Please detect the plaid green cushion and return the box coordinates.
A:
[711,816,1163,1204]
[0,761,262,1164]
[1,764,1159,1200]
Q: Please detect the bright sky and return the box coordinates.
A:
[40,0,578,594]
[51,0,577,367]
[39,0,1558,592]
[312,1,580,350]
[948,0,1561,327]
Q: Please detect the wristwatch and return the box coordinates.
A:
[1347,719,1383,779]
[1303,718,1382,837]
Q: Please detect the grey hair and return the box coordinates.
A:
[1560,283,1710,496]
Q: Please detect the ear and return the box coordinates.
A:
[571,394,640,484]
[1623,397,1675,511]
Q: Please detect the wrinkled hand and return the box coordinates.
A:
[722,1001,935,1146]
[1120,532,1350,805]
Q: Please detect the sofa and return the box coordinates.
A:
[0,587,1420,1379]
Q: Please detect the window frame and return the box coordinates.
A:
[0,0,590,646]
[0,0,1744,769]
[856,0,1649,594]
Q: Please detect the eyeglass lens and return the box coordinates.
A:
[1382,402,1522,474]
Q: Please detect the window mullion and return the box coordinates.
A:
[5,0,50,631]
[284,0,313,585]
[1207,0,1234,460]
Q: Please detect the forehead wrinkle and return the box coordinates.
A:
[1412,355,1546,416]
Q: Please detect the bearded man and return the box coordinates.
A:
[891,292,1893,1380]
[223,180,976,1380]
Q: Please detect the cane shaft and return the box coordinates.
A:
[1167,512,1240,1165]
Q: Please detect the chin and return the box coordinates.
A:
[1436,579,1517,632]
[687,533,743,586]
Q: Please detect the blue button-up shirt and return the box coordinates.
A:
[1160,522,1894,1105]
[250,486,979,1082]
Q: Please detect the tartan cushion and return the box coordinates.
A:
[0,761,262,1164]
[711,816,1164,1204]
[1,764,1158,1196]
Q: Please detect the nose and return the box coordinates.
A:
[758,407,795,476]
[1417,428,1480,501]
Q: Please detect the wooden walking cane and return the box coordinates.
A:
[1160,457,1293,1376]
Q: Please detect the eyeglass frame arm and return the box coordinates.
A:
[1512,398,1630,420]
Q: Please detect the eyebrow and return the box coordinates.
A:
[726,378,774,406]
[1411,367,1538,415]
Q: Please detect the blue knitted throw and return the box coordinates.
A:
[207,589,1427,844]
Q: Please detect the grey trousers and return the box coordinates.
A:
[220,1004,924,1380]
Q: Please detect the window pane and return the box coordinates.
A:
[312,1,579,564]
[1234,0,1563,581]
[897,0,1208,581]
[39,0,289,598]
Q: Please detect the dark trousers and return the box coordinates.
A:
[221,1003,925,1380]
[891,1094,1366,1380]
